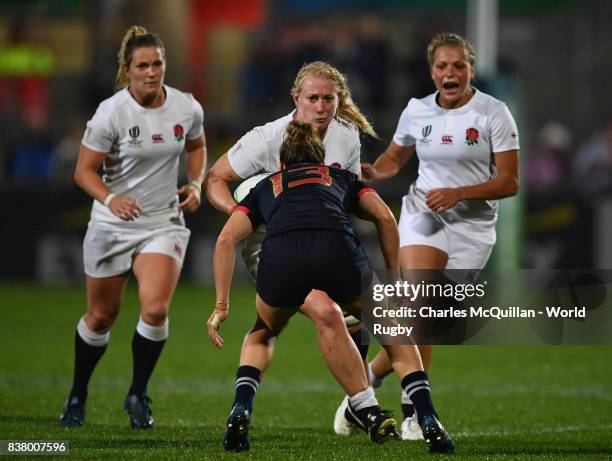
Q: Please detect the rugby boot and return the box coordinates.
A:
[420,414,455,453]
[223,402,251,451]
[59,395,86,427]
[401,414,424,440]
[333,395,353,436]
[345,403,399,443]
[123,393,154,429]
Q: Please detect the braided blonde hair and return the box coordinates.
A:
[113,25,165,92]
[291,61,377,138]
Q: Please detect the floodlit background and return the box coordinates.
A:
[0,0,611,283]
[1,3,611,459]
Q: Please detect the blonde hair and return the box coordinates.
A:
[280,121,325,166]
[114,25,165,92]
[291,61,377,138]
[427,32,476,68]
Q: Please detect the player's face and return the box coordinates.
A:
[293,76,339,134]
[125,46,166,103]
[430,45,475,109]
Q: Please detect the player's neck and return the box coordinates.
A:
[129,86,166,109]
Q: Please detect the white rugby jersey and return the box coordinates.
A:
[227,112,361,178]
[82,85,204,227]
[393,89,519,219]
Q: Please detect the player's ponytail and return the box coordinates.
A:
[280,121,325,166]
[114,25,166,92]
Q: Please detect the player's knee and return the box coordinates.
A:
[85,309,117,333]
[307,298,344,330]
[141,306,169,327]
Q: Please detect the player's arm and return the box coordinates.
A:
[204,153,242,215]
[361,141,415,183]
[358,191,400,272]
[74,143,141,221]
[207,210,254,348]
[425,150,520,213]
[178,133,207,213]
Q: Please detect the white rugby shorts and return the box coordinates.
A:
[398,195,495,271]
[83,222,190,278]
[241,225,266,281]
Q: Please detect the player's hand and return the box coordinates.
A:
[108,195,141,221]
[178,183,202,213]
[207,304,229,348]
[360,163,379,183]
[426,188,461,213]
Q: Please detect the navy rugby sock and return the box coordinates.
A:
[128,331,166,396]
[233,365,262,413]
[349,327,370,360]
[401,403,416,418]
[401,389,415,417]
[70,331,107,401]
[400,371,436,422]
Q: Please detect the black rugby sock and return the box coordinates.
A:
[400,371,437,422]
[128,331,166,396]
[233,365,262,413]
[401,403,416,418]
[349,326,370,360]
[70,331,107,401]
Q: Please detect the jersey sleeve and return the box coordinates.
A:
[345,172,376,213]
[187,96,204,140]
[489,103,520,153]
[227,128,268,179]
[235,186,263,229]
[81,106,116,153]
[392,101,416,147]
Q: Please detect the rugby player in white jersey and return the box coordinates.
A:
[334,32,520,440]
[59,26,206,429]
[205,61,393,445]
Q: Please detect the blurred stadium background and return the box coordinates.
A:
[1,1,612,459]
[1,0,611,283]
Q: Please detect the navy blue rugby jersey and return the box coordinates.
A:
[235,163,375,240]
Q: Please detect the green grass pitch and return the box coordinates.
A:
[1,282,611,460]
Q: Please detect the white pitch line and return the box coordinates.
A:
[455,423,612,437]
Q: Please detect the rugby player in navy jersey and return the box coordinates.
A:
[207,121,455,454]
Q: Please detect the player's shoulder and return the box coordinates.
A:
[251,113,293,141]
[329,117,360,143]
[471,89,509,114]
[165,85,201,110]
[96,88,131,115]
[165,85,193,102]
[330,165,357,182]
[407,92,438,113]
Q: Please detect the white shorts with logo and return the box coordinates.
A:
[398,190,496,271]
[83,221,190,278]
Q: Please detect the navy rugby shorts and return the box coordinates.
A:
[256,230,373,308]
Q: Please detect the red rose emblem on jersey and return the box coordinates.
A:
[465,128,479,146]
[174,124,184,141]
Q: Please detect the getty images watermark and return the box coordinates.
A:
[359,269,610,345]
